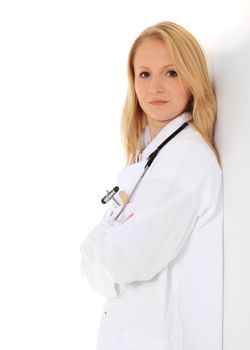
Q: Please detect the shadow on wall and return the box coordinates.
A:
[212,34,250,164]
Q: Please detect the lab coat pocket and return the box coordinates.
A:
[119,329,179,350]
[104,196,135,225]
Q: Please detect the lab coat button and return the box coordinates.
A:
[104,311,107,315]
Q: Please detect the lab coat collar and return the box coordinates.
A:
[141,112,192,161]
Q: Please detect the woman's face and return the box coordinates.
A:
[133,37,191,134]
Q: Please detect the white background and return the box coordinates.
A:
[0,0,249,349]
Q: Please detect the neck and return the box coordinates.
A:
[147,119,171,140]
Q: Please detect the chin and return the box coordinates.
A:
[150,115,175,122]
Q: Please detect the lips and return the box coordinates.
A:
[149,100,169,105]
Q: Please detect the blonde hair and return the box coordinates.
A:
[121,21,220,166]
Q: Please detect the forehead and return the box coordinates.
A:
[133,38,173,67]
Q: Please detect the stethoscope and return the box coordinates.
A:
[101,121,189,222]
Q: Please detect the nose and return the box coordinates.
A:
[149,77,165,94]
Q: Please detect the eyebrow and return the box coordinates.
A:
[135,64,175,70]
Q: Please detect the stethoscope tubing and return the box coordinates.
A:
[113,121,189,222]
[113,166,149,221]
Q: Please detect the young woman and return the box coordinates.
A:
[80,21,223,350]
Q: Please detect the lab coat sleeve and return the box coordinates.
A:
[80,212,127,298]
[80,173,202,288]
[80,247,126,298]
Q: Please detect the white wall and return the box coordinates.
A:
[212,28,250,349]
[0,0,249,349]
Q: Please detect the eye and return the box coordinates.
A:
[139,71,150,78]
[166,70,178,77]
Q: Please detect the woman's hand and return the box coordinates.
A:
[121,213,134,224]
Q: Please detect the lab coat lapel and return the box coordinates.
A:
[118,112,191,200]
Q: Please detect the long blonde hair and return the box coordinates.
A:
[121,21,220,165]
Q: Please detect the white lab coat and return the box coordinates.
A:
[79,112,223,350]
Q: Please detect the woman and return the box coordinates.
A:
[80,21,223,350]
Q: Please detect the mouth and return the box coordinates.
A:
[149,100,169,106]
